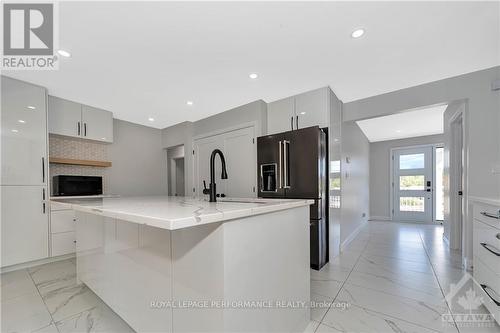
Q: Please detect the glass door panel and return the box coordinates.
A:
[393,146,433,222]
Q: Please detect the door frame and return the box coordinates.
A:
[447,103,469,262]
[192,122,257,197]
[389,143,443,223]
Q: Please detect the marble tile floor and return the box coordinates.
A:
[2,220,500,333]
[310,220,500,333]
[1,259,134,333]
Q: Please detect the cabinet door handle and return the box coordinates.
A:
[480,284,500,306]
[283,140,290,189]
[84,123,87,136]
[41,157,45,183]
[42,189,46,213]
[481,211,500,219]
[278,141,283,189]
[77,122,81,136]
[296,115,298,130]
[480,243,500,256]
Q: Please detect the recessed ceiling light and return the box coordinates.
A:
[101,137,106,140]
[18,119,25,123]
[396,129,402,133]
[148,117,155,122]
[351,28,365,38]
[186,101,193,106]
[11,129,18,133]
[300,112,306,115]
[249,73,258,79]
[27,105,36,109]
[57,49,71,57]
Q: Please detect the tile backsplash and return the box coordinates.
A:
[49,135,109,195]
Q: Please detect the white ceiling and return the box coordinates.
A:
[356,105,448,142]
[5,1,499,129]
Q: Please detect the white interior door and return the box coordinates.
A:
[193,126,256,199]
[393,146,433,222]
[194,135,223,197]
[220,126,256,197]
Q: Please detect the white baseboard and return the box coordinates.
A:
[340,220,368,252]
[1,253,75,273]
[369,216,392,221]
[463,256,473,272]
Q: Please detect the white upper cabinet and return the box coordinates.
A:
[295,87,329,130]
[267,96,295,135]
[266,87,330,135]
[48,96,113,143]
[82,105,113,142]
[1,76,48,186]
[48,96,82,138]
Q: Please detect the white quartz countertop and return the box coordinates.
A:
[50,196,314,230]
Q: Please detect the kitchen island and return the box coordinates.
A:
[51,196,312,333]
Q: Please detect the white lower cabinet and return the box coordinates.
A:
[1,186,49,267]
[50,203,76,257]
[51,232,76,257]
[51,210,76,233]
[472,201,500,325]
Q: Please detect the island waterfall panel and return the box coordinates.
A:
[75,207,310,332]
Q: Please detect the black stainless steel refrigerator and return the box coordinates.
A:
[257,126,328,270]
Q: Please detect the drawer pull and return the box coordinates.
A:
[481,211,500,219]
[480,243,500,256]
[480,284,500,306]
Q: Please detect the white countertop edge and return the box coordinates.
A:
[50,194,120,199]
[50,198,314,231]
[469,196,500,206]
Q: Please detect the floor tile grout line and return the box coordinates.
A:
[26,267,61,333]
[313,228,371,332]
[418,228,461,333]
[317,301,446,333]
[317,222,453,333]
[25,259,96,333]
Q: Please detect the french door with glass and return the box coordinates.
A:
[393,146,433,222]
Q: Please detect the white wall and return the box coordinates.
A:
[161,100,267,197]
[340,121,370,248]
[344,66,500,267]
[369,134,444,220]
[107,119,167,196]
[344,66,500,201]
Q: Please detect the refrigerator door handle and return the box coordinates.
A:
[278,140,283,189]
[283,140,290,189]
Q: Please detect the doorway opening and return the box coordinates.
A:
[166,145,185,196]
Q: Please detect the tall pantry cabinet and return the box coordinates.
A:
[1,76,49,267]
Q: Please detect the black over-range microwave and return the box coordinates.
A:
[52,175,103,196]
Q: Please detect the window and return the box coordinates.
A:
[330,195,340,209]
[400,153,424,169]
[330,177,341,190]
[400,197,425,212]
[330,160,340,173]
[399,175,425,190]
